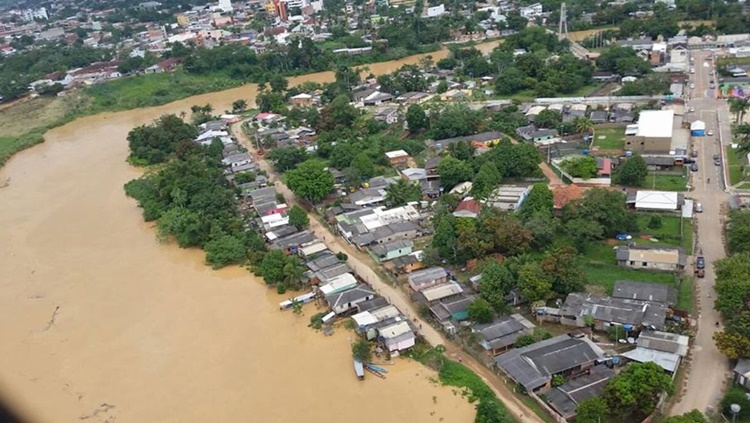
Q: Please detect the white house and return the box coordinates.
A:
[634,191,680,211]
[519,3,543,18]
[325,285,376,315]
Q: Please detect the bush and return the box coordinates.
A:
[648,215,663,229]
[309,312,326,329]
[721,385,750,419]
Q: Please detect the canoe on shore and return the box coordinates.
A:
[366,364,389,374]
[365,366,386,379]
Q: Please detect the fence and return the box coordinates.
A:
[534,95,664,104]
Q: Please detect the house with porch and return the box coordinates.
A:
[615,244,687,272]
[326,285,376,315]
[408,267,449,292]
[369,240,413,263]
[474,314,536,356]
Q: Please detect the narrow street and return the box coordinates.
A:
[669,50,731,416]
[233,123,546,423]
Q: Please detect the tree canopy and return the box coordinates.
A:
[286,160,334,203]
[604,361,674,417]
[127,114,198,165]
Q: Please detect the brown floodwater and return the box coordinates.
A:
[0,42,505,423]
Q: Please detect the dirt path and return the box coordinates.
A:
[234,122,545,423]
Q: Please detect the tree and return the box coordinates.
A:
[714,330,750,360]
[436,80,448,94]
[282,256,304,288]
[259,249,288,285]
[288,205,309,229]
[269,75,289,93]
[514,334,538,348]
[517,262,552,302]
[729,97,750,123]
[448,141,475,161]
[534,110,563,130]
[481,211,533,256]
[616,155,648,187]
[433,215,462,264]
[561,156,598,179]
[471,162,503,199]
[350,152,375,178]
[256,92,287,113]
[204,234,247,269]
[385,179,422,207]
[494,67,527,95]
[156,207,203,247]
[232,99,247,113]
[352,339,372,363]
[565,218,604,251]
[540,247,586,295]
[660,410,707,423]
[518,183,553,221]
[604,361,674,417]
[525,212,558,251]
[430,104,482,140]
[721,386,750,420]
[127,114,198,165]
[564,188,636,237]
[475,399,514,423]
[727,211,750,254]
[286,160,334,203]
[573,116,594,143]
[467,298,495,323]
[406,104,429,133]
[479,261,515,312]
[318,94,359,132]
[574,398,608,423]
[267,147,308,171]
[437,156,473,190]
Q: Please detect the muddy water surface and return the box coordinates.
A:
[0,42,511,422]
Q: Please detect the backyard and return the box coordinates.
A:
[645,169,688,191]
[592,127,626,150]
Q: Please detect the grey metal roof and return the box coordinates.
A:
[408,267,448,286]
[561,292,668,329]
[495,335,605,391]
[388,221,420,233]
[735,358,750,377]
[435,131,503,146]
[270,231,316,250]
[326,286,375,309]
[546,366,615,419]
[315,263,352,282]
[371,239,412,256]
[306,254,342,272]
[356,297,390,312]
[636,331,689,356]
[248,187,277,202]
[612,280,677,305]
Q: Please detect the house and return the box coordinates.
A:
[617,38,654,51]
[597,157,612,177]
[270,231,317,254]
[625,110,675,154]
[592,71,618,82]
[425,157,442,178]
[298,241,328,260]
[590,110,608,124]
[621,344,682,374]
[450,182,474,198]
[306,253,343,273]
[349,188,387,207]
[632,190,680,212]
[615,244,687,271]
[378,320,417,352]
[318,273,359,296]
[432,131,503,151]
[474,314,536,356]
[357,90,393,106]
[370,240,413,263]
[374,108,398,124]
[495,334,606,391]
[516,125,558,143]
[325,285,376,314]
[408,267,450,292]
[401,168,427,182]
[525,105,547,122]
[385,150,410,166]
[144,57,181,73]
[312,263,353,285]
[453,199,481,218]
[546,366,616,421]
[519,2,542,18]
[420,179,441,199]
[429,295,476,323]
[612,280,678,306]
[352,305,402,339]
[486,185,531,211]
[733,359,750,390]
[386,253,424,274]
[635,331,689,356]
[290,93,313,107]
[222,152,253,168]
[418,281,464,305]
[560,292,669,330]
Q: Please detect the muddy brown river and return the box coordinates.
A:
[0,42,506,423]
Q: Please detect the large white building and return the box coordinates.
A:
[218,0,233,12]
[22,7,48,21]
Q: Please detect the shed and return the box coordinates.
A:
[635,190,679,211]
[690,120,706,136]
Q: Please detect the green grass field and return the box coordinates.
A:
[593,127,626,150]
[726,146,746,186]
[644,170,688,191]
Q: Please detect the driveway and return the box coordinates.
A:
[233,123,546,423]
[669,50,731,416]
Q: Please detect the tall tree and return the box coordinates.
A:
[479,261,516,312]
[604,361,674,417]
[616,155,649,187]
[574,398,608,423]
[288,205,310,229]
[517,262,552,302]
[385,179,422,207]
[467,298,495,323]
[406,104,429,133]
[437,156,473,189]
[540,247,586,295]
[286,160,334,203]
[518,183,553,221]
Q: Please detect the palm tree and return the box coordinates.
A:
[385,179,422,207]
[282,257,304,289]
[735,123,750,156]
[729,98,750,123]
[573,116,595,147]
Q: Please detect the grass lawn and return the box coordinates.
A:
[737,182,750,190]
[634,214,693,250]
[592,127,626,150]
[581,242,677,294]
[726,146,746,186]
[645,170,688,192]
[677,276,693,312]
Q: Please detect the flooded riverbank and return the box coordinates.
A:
[0,40,510,421]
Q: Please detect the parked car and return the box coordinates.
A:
[707,129,714,136]
[715,158,722,166]
[691,150,698,158]
[696,202,703,213]
[691,163,699,172]
[690,83,696,89]
[710,83,715,89]
[696,255,705,269]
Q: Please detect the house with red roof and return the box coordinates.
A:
[453,199,481,219]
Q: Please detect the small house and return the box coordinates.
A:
[453,199,481,218]
[385,150,410,166]
[546,366,616,421]
[407,267,449,292]
[370,240,413,263]
[560,292,668,330]
[733,359,750,390]
[612,280,678,305]
[420,179,441,199]
[473,314,536,356]
[486,185,531,211]
[615,244,686,271]
[516,125,558,143]
[418,281,464,305]
[378,320,416,352]
[325,285,376,315]
[429,295,476,323]
[290,93,313,107]
[318,272,358,296]
[374,108,398,124]
[590,110,608,124]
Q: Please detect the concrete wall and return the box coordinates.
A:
[625,135,672,153]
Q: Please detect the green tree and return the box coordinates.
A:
[564,188,636,237]
[604,361,674,417]
[269,75,289,93]
[318,94,359,132]
[475,399,513,423]
[518,183,553,221]
[259,249,288,285]
[514,334,538,348]
[727,211,750,254]
[351,152,375,178]
[406,104,429,133]
[352,339,372,363]
[288,204,310,229]
[467,298,495,323]
[471,161,503,199]
[282,256,304,288]
[479,261,515,312]
[385,179,422,207]
[267,147,308,171]
[720,386,750,420]
[127,114,198,165]
[714,330,750,360]
[574,397,608,423]
[286,160,334,203]
[561,156,598,179]
[204,234,247,269]
[525,211,558,251]
[573,116,594,137]
[430,104,482,140]
[533,109,562,129]
[436,80,449,94]
[616,155,648,187]
[540,246,586,295]
[232,99,247,113]
[517,262,552,302]
[437,156,473,189]
[494,67,527,95]
[156,207,203,247]
[729,97,750,123]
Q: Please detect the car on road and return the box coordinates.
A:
[707,129,714,136]
[710,83,715,89]
[696,203,704,213]
[691,150,698,157]
[690,83,695,89]
[696,255,705,269]
[690,68,696,74]
[691,163,699,172]
[715,157,722,166]
[688,107,696,112]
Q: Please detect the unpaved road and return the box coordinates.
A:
[234,123,546,423]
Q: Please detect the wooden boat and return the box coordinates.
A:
[364,366,386,379]
[366,364,389,374]
[278,292,316,310]
[375,360,395,366]
[354,360,365,380]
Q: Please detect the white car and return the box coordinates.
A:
[690,83,695,89]
[690,68,696,74]
[696,203,703,213]
[707,129,714,136]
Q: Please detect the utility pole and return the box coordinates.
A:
[558,3,568,40]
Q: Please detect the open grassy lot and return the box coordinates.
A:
[634,214,693,250]
[644,169,688,191]
[592,127,626,150]
[726,146,746,186]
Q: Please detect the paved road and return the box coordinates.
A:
[233,123,546,423]
[670,50,731,416]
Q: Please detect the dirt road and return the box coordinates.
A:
[233,123,545,423]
